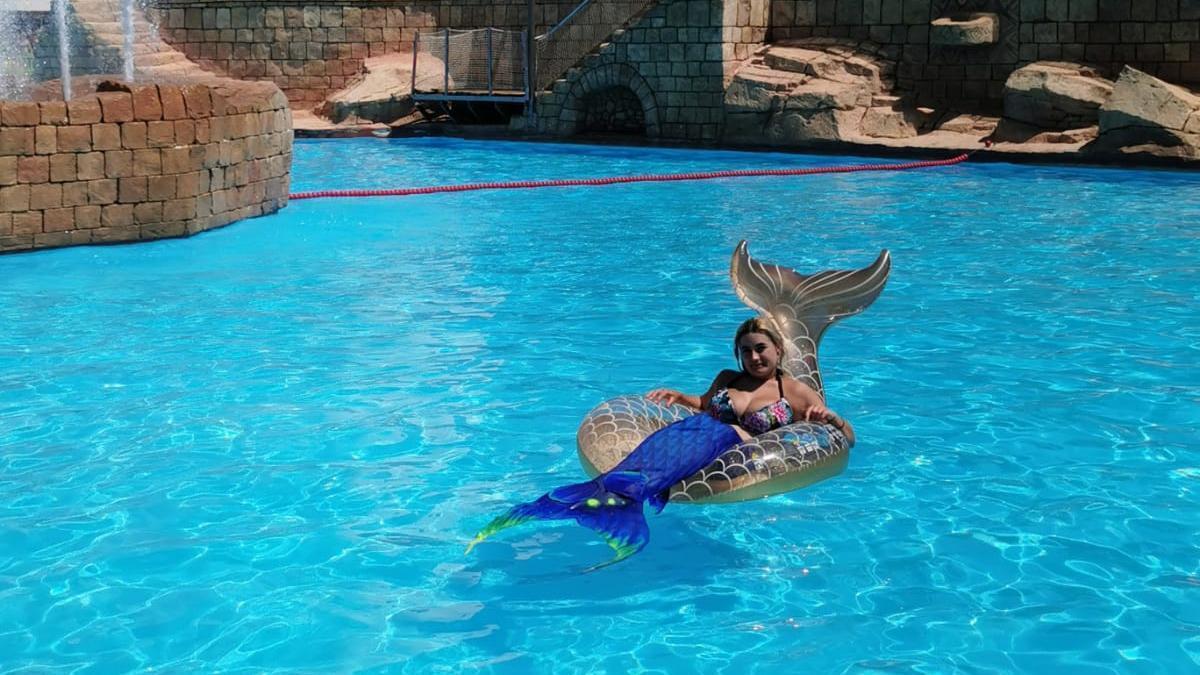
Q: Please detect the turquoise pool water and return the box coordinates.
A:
[1,138,1197,673]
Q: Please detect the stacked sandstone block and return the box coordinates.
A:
[157,4,429,105]
[0,82,292,253]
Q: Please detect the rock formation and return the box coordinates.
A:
[1003,62,1113,130]
[318,52,446,124]
[930,13,1000,47]
[1090,66,1200,160]
[723,39,919,146]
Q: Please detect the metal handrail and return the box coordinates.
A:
[406,0,648,122]
[536,0,593,42]
[531,0,658,89]
[410,31,419,97]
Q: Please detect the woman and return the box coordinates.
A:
[646,317,855,444]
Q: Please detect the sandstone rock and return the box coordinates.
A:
[765,45,883,92]
[992,117,1050,143]
[724,65,804,113]
[1186,111,1200,134]
[1100,66,1200,132]
[930,13,999,46]
[770,107,866,144]
[1090,66,1200,160]
[938,113,1000,135]
[995,118,1097,145]
[1025,126,1098,144]
[319,51,446,124]
[1088,126,1200,160]
[723,39,907,145]
[1003,62,1113,130]
[763,47,831,76]
[861,106,918,139]
[786,81,866,112]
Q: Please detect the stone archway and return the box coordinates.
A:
[579,85,647,134]
[556,63,660,138]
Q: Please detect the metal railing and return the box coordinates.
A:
[410,27,529,103]
[532,0,655,90]
[408,1,658,111]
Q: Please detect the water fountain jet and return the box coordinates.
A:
[121,0,134,82]
[0,1,47,100]
[53,0,71,99]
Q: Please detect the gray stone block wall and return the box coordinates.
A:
[535,0,769,141]
[150,1,583,104]
[147,1,770,135]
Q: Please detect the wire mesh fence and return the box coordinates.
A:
[412,27,527,98]
[409,1,657,103]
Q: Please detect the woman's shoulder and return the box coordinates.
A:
[711,369,740,387]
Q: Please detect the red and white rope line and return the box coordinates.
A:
[289,153,970,201]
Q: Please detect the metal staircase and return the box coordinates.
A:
[411,0,663,113]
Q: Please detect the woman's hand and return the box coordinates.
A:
[803,403,843,429]
[646,388,686,406]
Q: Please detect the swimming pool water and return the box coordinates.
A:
[1,138,1197,673]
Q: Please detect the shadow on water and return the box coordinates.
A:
[461,514,751,596]
[373,514,758,666]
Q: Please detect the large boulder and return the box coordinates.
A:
[724,65,804,113]
[319,52,446,124]
[1100,66,1200,131]
[768,83,868,143]
[861,96,920,139]
[1091,66,1200,159]
[769,106,866,144]
[1003,61,1113,130]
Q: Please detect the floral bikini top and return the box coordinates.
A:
[707,373,795,436]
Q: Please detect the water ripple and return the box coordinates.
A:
[0,139,1197,673]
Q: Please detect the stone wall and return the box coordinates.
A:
[0,81,291,253]
[150,1,583,105]
[139,1,1200,129]
[144,1,774,134]
[770,0,1200,108]
[30,7,125,83]
[581,85,647,132]
[535,0,769,140]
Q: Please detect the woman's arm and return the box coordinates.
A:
[784,379,856,445]
[646,370,738,411]
[645,388,701,409]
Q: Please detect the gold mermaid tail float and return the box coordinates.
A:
[576,241,891,503]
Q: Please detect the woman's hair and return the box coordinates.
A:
[733,317,786,372]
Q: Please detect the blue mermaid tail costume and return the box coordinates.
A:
[466,413,741,570]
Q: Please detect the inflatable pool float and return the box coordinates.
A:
[576,240,891,503]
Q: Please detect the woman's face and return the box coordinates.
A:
[738,332,780,378]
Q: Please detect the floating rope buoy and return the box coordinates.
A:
[289,153,970,200]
